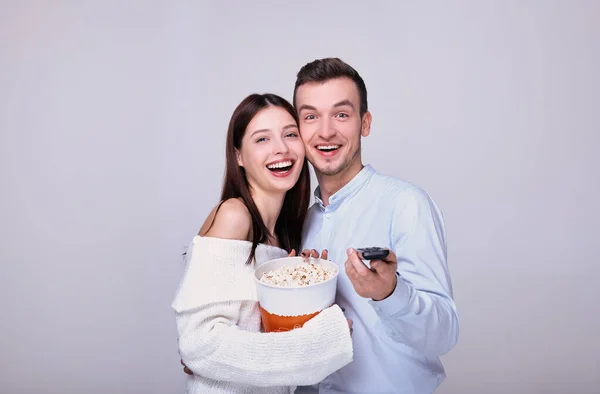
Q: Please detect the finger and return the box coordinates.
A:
[320,249,328,260]
[310,249,319,258]
[380,248,397,264]
[345,258,355,277]
[346,248,372,277]
[300,249,312,257]
[345,260,369,297]
[288,249,296,257]
[345,259,362,284]
[371,249,397,275]
[370,260,393,273]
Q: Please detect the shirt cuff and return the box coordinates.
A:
[368,273,412,317]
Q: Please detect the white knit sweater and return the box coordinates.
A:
[171,236,354,394]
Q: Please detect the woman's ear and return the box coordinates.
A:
[235,149,243,167]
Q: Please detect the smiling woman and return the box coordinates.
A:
[236,105,305,197]
[170,93,354,394]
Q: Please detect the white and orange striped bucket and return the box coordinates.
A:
[254,256,339,332]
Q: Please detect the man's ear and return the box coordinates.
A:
[361,111,372,137]
[235,149,243,167]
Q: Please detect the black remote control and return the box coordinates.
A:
[356,247,390,260]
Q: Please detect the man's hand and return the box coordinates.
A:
[345,248,398,301]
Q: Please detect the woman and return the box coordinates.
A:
[171,93,353,393]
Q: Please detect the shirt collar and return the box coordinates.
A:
[314,164,375,210]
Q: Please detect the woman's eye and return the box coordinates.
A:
[256,137,267,143]
[285,132,299,138]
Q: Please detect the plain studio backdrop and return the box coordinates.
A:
[1,1,599,393]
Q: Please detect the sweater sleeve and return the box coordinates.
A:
[176,301,353,387]
[171,236,353,387]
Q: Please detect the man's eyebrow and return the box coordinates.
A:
[333,100,354,109]
[298,101,354,113]
[297,104,317,112]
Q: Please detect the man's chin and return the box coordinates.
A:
[313,164,345,177]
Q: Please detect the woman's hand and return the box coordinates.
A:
[288,248,328,260]
[300,248,328,260]
[181,359,192,375]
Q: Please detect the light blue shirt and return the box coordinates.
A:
[296,165,459,394]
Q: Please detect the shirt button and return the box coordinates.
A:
[325,214,331,219]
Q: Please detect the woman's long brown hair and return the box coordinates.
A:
[219,93,310,265]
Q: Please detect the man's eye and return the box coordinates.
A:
[305,114,316,120]
[336,113,349,118]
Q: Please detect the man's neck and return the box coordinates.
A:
[316,162,364,207]
[250,188,286,240]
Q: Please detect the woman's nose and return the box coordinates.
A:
[273,138,290,155]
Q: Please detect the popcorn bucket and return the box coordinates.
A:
[254,256,339,332]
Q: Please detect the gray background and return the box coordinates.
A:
[1,1,599,393]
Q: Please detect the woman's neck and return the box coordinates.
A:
[250,188,286,244]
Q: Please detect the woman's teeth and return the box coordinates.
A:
[267,161,293,170]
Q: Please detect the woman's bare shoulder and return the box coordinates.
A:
[198,198,252,241]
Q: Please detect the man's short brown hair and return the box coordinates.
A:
[293,57,368,117]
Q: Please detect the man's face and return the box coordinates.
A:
[295,77,371,178]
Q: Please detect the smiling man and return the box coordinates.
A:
[293,58,459,394]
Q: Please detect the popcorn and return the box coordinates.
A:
[259,261,337,287]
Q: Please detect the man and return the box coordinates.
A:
[181,57,459,393]
[293,57,458,393]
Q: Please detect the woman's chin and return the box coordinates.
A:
[272,181,297,193]
[268,176,300,193]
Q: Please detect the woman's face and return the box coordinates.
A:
[237,106,305,195]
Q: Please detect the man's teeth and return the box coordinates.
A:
[317,145,340,150]
[267,161,293,169]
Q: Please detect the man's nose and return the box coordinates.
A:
[318,118,336,139]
